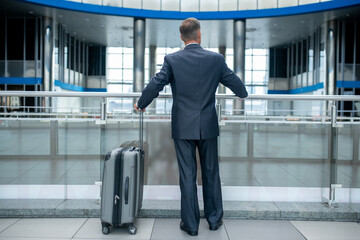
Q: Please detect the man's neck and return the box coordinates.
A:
[185,41,199,46]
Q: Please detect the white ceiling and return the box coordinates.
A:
[1,0,359,48]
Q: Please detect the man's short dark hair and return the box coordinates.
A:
[179,18,200,42]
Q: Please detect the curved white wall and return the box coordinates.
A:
[68,0,332,12]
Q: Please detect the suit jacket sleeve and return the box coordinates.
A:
[137,55,173,109]
[220,56,248,98]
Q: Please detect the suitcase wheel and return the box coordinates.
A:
[128,225,137,235]
[102,225,111,235]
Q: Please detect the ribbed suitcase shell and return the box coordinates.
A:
[100,145,144,235]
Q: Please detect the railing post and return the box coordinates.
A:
[328,101,339,207]
[100,97,107,121]
[353,125,359,163]
[216,103,222,124]
[331,101,337,128]
[50,120,58,157]
[247,123,254,160]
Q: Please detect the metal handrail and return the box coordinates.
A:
[0,91,360,101]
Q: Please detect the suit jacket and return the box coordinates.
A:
[137,44,248,140]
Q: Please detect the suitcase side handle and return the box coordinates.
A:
[125,177,129,205]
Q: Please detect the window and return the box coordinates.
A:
[25,18,35,60]
[37,18,41,60]
[107,47,269,115]
[292,45,296,76]
[297,42,301,75]
[345,22,355,64]
[302,39,307,73]
[244,49,269,115]
[7,18,24,60]
[0,18,6,60]
[70,37,75,71]
[65,34,69,69]
[88,46,106,76]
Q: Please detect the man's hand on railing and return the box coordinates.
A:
[134,103,146,112]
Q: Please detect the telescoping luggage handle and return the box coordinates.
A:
[139,110,144,150]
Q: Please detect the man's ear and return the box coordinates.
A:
[180,34,184,42]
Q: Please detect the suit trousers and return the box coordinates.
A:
[173,137,223,231]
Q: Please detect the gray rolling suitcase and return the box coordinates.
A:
[100,112,144,235]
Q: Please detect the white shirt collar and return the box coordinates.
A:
[185,42,200,46]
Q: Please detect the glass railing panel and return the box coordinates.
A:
[253,123,329,159]
[144,121,178,185]
[0,120,50,155]
[219,123,247,158]
[0,119,66,199]
[103,119,178,185]
[221,122,331,189]
[347,124,360,215]
[58,120,101,155]
[337,125,353,161]
[56,119,101,189]
[336,126,355,189]
[335,124,359,213]
[0,93,358,205]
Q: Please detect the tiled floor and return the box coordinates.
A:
[0,218,360,240]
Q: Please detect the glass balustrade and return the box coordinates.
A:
[0,95,359,212]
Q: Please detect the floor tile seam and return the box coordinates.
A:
[0,218,22,234]
[7,160,46,184]
[252,173,263,186]
[54,199,68,209]
[277,163,308,187]
[70,218,89,239]
[337,167,358,180]
[54,161,80,185]
[248,171,262,186]
[272,201,282,213]
[222,221,231,240]
[149,218,157,240]
[289,221,308,240]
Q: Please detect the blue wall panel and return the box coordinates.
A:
[55,80,107,92]
[0,77,42,85]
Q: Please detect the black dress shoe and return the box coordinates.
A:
[180,221,198,236]
[209,220,223,231]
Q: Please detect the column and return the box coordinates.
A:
[326,19,338,204]
[326,20,337,97]
[42,17,53,112]
[148,45,156,112]
[133,18,146,99]
[233,19,246,115]
[218,46,226,109]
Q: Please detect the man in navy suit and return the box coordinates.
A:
[135,18,248,236]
